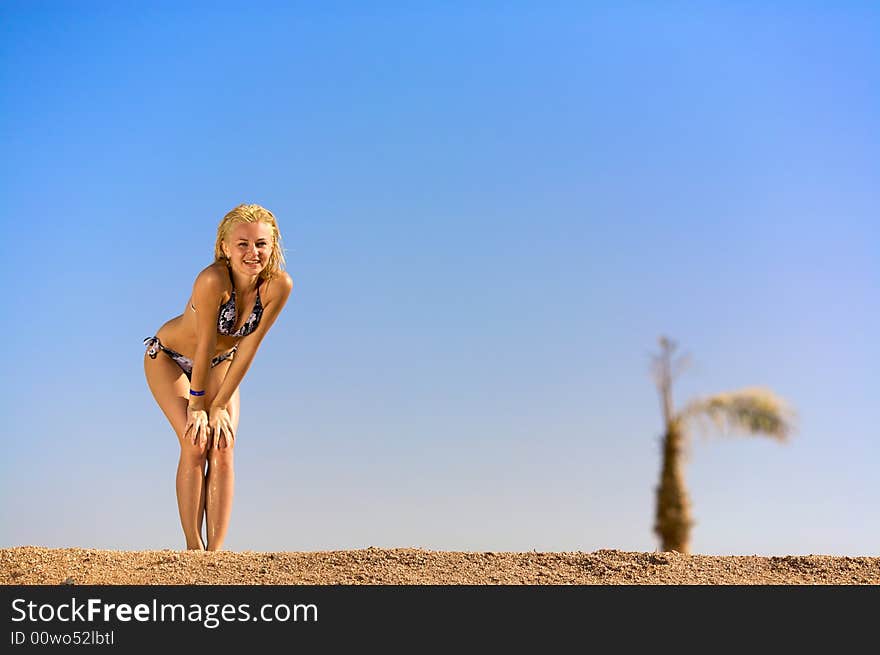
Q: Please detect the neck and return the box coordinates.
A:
[227,264,260,292]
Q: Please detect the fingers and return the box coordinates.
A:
[186,409,209,447]
[196,418,207,447]
[185,418,211,448]
[206,423,235,449]
[204,408,236,450]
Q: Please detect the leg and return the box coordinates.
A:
[144,351,209,550]
[205,374,240,551]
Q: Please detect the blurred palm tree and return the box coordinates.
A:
[651,336,796,554]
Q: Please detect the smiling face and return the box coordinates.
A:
[214,204,286,280]
[221,221,274,277]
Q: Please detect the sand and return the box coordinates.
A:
[2,546,879,584]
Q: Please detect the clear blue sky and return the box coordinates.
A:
[1,1,877,556]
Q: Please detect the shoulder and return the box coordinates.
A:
[264,271,293,303]
[277,271,294,293]
[192,262,229,295]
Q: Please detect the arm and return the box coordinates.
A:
[185,269,224,445]
[209,273,294,447]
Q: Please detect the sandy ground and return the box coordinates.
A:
[2,546,879,585]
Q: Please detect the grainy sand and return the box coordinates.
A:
[2,546,879,585]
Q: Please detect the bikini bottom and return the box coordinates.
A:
[144,336,236,381]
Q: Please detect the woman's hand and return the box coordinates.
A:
[208,405,235,450]
[185,407,210,447]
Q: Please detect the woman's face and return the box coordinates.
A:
[223,221,274,277]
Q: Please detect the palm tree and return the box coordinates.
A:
[651,336,796,554]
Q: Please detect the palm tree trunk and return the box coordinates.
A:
[654,420,693,553]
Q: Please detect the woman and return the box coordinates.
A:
[144,204,294,551]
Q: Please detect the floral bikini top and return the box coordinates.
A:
[192,267,264,337]
[218,267,264,337]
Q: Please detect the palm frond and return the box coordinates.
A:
[678,386,796,442]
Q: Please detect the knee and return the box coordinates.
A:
[179,438,209,463]
[208,447,234,470]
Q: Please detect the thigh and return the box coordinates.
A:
[144,351,189,442]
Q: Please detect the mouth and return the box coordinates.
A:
[244,259,261,266]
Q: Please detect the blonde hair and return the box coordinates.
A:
[214,203,287,280]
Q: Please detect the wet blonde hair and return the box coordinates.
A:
[214,203,287,280]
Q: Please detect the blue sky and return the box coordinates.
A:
[1,1,877,556]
